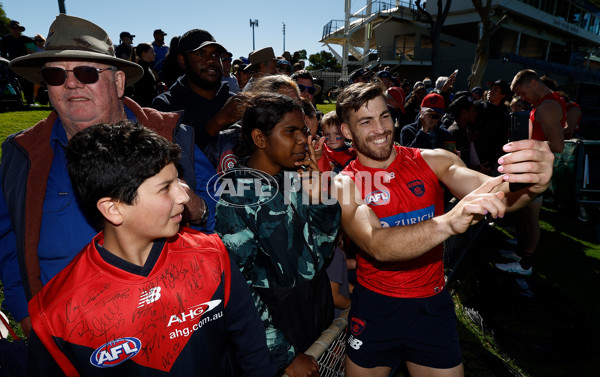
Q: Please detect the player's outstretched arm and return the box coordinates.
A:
[332,173,505,263]
[425,139,554,212]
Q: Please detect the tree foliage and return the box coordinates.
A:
[306,50,341,72]
[294,49,307,60]
[0,2,12,37]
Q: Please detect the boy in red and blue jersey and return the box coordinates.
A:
[27,121,276,377]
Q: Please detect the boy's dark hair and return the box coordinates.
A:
[66,121,181,227]
[236,94,304,158]
[336,82,385,124]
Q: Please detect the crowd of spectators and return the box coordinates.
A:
[0,14,570,377]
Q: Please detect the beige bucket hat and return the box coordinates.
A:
[9,14,143,86]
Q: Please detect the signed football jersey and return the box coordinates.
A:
[342,145,446,298]
[28,229,276,376]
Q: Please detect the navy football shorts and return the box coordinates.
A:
[346,283,462,369]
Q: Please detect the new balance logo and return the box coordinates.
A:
[347,335,363,350]
[138,287,161,308]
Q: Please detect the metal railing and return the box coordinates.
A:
[322,1,417,40]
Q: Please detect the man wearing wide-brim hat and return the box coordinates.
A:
[1,14,217,337]
[245,46,278,76]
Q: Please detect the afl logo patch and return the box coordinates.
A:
[365,190,390,206]
[90,337,141,368]
[350,317,366,336]
[218,151,238,173]
[407,180,425,197]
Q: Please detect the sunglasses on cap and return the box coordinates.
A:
[41,66,115,86]
[298,84,316,95]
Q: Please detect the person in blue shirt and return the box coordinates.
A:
[1,14,218,338]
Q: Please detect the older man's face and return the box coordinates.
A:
[45,60,125,138]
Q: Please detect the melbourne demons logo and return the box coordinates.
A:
[350,317,366,336]
[407,180,425,197]
[365,190,390,206]
[90,337,141,368]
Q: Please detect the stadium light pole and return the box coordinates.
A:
[282,22,286,53]
[58,0,66,13]
[250,19,259,51]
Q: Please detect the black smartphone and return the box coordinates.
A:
[509,111,531,192]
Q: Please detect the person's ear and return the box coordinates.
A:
[251,129,267,149]
[341,123,353,141]
[97,198,124,226]
[177,53,186,70]
[114,70,126,98]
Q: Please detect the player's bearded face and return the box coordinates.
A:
[346,97,395,162]
[349,128,394,161]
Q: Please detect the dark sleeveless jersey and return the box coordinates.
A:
[530,91,566,141]
[341,145,446,298]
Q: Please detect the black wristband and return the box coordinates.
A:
[189,198,209,226]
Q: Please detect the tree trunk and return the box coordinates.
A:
[468,1,507,89]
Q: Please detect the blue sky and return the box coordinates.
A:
[3,0,361,60]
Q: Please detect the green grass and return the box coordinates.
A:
[0,110,52,156]
[0,109,51,338]
[317,102,336,115]
[450,206,600,376]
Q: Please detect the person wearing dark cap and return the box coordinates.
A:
[400,93,456,150]
[350,68,369,83]
[152,28,169,78]
[2,14,217,337]
[115,31,135,60]
[221,50,240,93]
[1,20,36,105]
[471,86,484,101]
[276,58,292,76]
[376,70,393,88]
[152,29,250,152]
[472,79,512,175]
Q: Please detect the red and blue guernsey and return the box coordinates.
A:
[530,91,566,142]
[342,145,445,298]
[28,229,276,377]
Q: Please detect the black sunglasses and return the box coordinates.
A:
[40,66,115,86]
[298,84,316,95]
